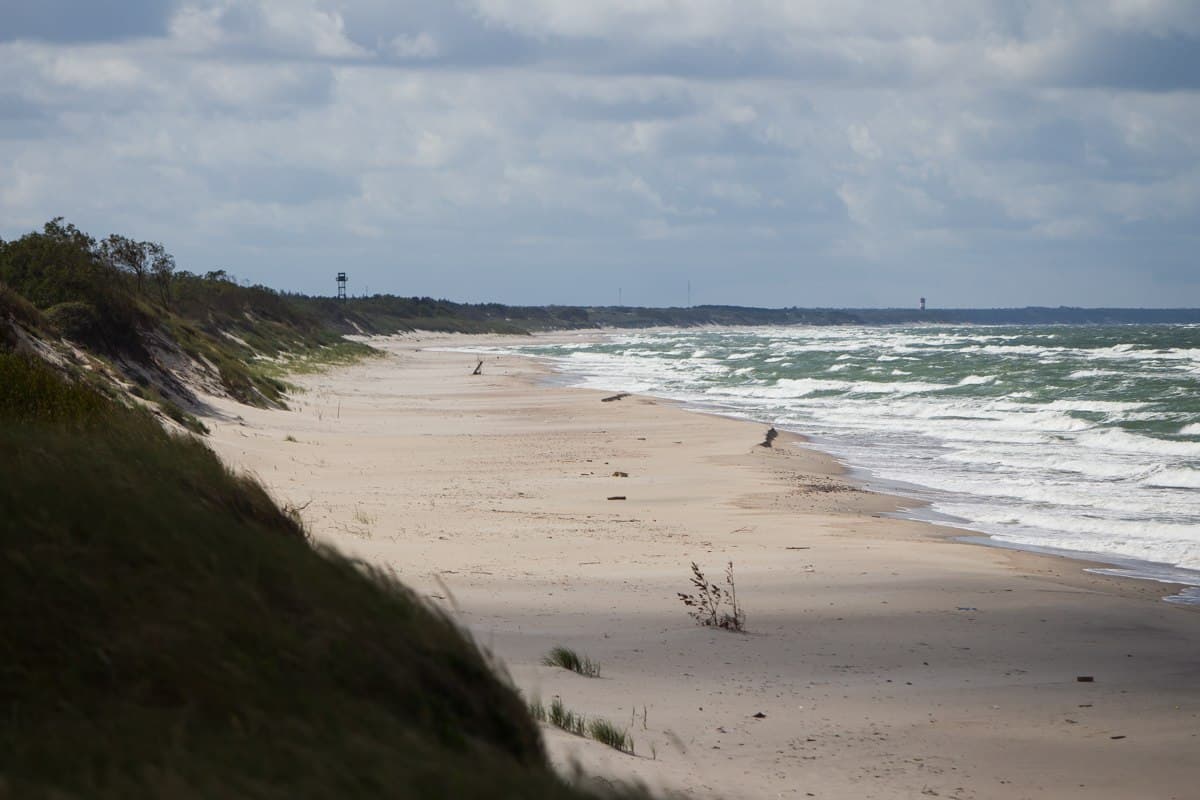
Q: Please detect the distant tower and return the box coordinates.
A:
[337,272,347,301]
[920,297,926,311]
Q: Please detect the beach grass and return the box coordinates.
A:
[588,719,635,755]
[0,350,660,799]
[543,646,602,677]
[548,697,588,737]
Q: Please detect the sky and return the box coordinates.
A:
[1,1,1198,308]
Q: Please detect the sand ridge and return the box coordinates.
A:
[204,333,1200,800]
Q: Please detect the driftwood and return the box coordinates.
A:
[601,392,630,402]
[472,360,483,375]
[759,426,779,448]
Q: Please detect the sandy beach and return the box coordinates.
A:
[204,333,1200,800]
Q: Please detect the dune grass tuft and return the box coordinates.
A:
[527,695,635,757]
[548,697,588,737]
[589,718,635,755]
[543,645,602,677]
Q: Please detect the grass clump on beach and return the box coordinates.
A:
[529,697,635,756]
[589,719,635,755]
[678,561,746,632]
[548,697,589,737]
[0,349,659,799]
[543,646,602,677]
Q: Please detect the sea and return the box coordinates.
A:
[463,324,1200,603]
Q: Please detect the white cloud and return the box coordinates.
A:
[0,1,1197,306]
[847,124,882,160]
[170,0,368,59]
[390,31,438,59]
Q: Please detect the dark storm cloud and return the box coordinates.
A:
[1051,30,1200,91]
[0,92,53,140]
[0,0,178,43]
[0,91,49,121]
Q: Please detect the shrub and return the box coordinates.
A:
[0,351,112,426]
[0,281,44,330]
[159,397,210,435]
[45,300,102,343]
[677,561,746,632]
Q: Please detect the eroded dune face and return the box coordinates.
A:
[0,351,646,800]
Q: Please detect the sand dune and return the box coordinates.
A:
[204,333,1200,800]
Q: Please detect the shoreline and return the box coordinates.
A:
[439,331,1199,606]
[203,333,1200,799]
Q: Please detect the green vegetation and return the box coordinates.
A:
[0,350,114,425]
[159,396,210,435]
[0,219,145,353]
[548,698,588,737]
[527,698,635,756]
[543,646,602,678]
[0,280,44,332]
[0,220,386,417]
[296,294,856,333]
[0,349,656,798]
[588,719,635,755]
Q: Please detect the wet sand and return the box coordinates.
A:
[204,333,1200,800]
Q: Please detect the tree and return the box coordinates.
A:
[100,234,149,294]
[148,243,175,308]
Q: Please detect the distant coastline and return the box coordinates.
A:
[315,297,1200,333]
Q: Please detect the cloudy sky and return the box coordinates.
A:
[2,1,1198,307]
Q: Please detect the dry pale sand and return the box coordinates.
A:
[203,333,1200,800]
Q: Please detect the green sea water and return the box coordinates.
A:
[486,324,1200,594]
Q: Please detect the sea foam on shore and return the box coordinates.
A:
[463,324,1200,596]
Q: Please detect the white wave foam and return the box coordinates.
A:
[716,377,850,398]
[1044,399,1144,413]
[1142,468,1200,489]
[847,381,951,395]
[1077,428,1200,458]
[513,326,1200,577]
[942,504,1200,571]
